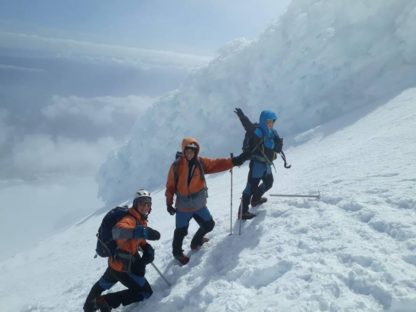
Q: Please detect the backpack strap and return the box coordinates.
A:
[172,158,181,190]
[172,156,206,190]
[250,126,266,154]
[195,157,206,185]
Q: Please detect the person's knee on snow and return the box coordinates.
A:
[83,189,160,311]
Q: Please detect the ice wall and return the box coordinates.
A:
[97,0,416,205]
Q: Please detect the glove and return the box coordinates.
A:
[275,137,283,153]
[141,243,155,264]
[133,225,161,240]
[234,107,245,120]
[232,151,250,166]
[143,227,161,240]
[167,204,176,216]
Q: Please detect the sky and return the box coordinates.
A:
[0,0,292,260]
[1,86,415,311]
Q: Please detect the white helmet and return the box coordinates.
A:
[134,189,151,203]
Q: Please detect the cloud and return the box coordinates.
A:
[0,31,212,70]
[1,94,157,183]
[0,108,11,146]
[10,134,117,180]
[0,63,45,73]
[43,95,154,126]
[39,95,157,141]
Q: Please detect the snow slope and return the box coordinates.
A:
[1,88,415,311]
[97,0,416,205]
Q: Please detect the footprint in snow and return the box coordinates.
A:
[386,197,416,210]
[403,255,416,266]
[357,210,375,223]
[240,261,293,288]
[368,219,414,241]
[321,196,342,205]
[339,200,363,212]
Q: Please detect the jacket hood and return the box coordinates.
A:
[181,137,200,156]
[259,110,278,132]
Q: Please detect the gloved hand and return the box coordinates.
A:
[232,151,250,166]
[133,225,161,240]
[275,137,283,153]
[167,204,176,216]
[234,107,245,120]
[144,227,161,240]
[141,243,155,264]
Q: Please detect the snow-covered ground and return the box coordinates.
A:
[1,88,415,311]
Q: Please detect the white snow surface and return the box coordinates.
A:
[97,0,416,205]
[1,88,415,311]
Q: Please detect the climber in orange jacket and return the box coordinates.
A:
[165,137,248,264]
[84,190,160,312]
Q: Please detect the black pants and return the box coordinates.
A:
[241,161,274,213]
[83,262,153,310]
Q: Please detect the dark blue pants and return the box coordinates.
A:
[241,160,274,213]
[172,207,215,255]
[83,262,152,310]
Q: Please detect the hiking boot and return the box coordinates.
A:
[173,253,190,265]
[95,296,112,312]
[191,237,210,251]
[251,197,267,207]
[238,212,256,220]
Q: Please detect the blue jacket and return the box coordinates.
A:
[252,110,280,163]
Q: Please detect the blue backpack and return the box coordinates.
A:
[95,206,130,258]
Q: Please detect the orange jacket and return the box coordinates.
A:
[108,207,147,272]
[165,137,233,210]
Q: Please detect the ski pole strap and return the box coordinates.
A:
[280,151,291,169]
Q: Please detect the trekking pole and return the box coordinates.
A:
[149,262,172,287]
[230,153,233,235]
[238,198,243,235]
[270,192,320,200]
[139,248,171,287]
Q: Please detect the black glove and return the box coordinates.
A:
[167,204,176,215]
[275,137,283,153]
[143,227,161,241]
[141,243,155,264]
[232,151,250,166]
[234,108,245,120]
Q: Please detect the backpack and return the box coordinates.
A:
[234,107,265,154]
[95,206,131,258]
[242,122,265,154]
[234,108,291,169]
[172,151,206,188]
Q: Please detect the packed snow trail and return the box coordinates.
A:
[1,88,415,311]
